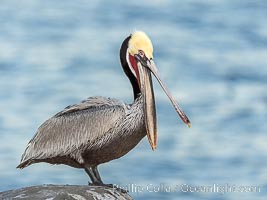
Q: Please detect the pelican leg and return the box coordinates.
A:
[85,166,103,185]
[92,166,103,183]
[85,166,127,193]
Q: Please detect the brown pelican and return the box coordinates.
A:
[17,31,190,186]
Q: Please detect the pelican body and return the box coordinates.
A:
[17,31,190,185]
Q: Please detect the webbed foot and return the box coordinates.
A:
[88,182,128,193]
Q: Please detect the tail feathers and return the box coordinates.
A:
[17,143,33,169]
[17,160,32,169]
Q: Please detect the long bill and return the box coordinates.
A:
[146,59,191,127]
[147,59,191,128]
[137,58,191,150]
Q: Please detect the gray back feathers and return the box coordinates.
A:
[18,96,129,167]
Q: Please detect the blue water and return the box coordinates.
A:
[1,0,267,199]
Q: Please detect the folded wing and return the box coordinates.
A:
[17,97,126,168]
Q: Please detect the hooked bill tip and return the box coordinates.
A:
[185,118,191,128]
[187,122,191,128]
[182,116,191,128]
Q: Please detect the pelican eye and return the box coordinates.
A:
[134,50,149,66]
[138,50,145,58]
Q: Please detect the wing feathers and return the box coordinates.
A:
[18,97,126,167]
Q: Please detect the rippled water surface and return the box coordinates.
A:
[1,0,267,199]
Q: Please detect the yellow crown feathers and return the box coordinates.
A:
[128,31,153,59]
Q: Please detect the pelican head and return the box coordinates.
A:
[120,31,190,150]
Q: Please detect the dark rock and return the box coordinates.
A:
[0,185,133,200]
